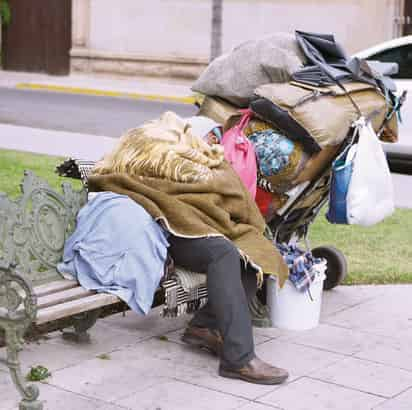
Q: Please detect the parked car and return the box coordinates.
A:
[354,36,412,175]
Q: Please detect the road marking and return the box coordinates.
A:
[16,83,201,105]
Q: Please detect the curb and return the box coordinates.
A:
[16,83,200,105]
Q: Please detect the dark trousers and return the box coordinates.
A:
[168,236,257,369]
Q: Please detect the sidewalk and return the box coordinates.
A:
[0,123,116,160]
[0,70,196,104]
[1,285,412,410]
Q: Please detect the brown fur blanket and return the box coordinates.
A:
[89,112,288,285]
[88,162,288,286]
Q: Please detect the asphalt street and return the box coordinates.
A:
[0,87,198,137]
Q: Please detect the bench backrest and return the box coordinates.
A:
[0,171,87,286]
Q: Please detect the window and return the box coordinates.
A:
[369,45,412,79]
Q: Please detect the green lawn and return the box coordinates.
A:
[310,208,412,285]
[0,149,82,197]
[1,148,411,285]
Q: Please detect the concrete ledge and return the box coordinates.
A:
[70,47,208,80]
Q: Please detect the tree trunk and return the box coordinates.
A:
[210,0,223,62]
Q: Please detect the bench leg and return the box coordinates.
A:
[249,295,272,328]
[62,309,101,343]
[5,327,43,410]
[0,267,42,409]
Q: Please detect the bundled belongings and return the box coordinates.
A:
[194,30,404,229]
[251,80,398,152]
[292,31,397,94]
[192,33,306,107]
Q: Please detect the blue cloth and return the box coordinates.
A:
[248,129,295,177]
[57,192,169,315]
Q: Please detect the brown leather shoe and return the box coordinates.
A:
[181,326,223,356]
[219,356,289,385]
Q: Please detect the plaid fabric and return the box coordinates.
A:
[276,243,324,292]
[161,268,207,317]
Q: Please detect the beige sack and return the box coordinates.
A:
[197,96,240,130]
[254,81,397,148]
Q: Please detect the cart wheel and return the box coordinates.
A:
[311,246,347,290]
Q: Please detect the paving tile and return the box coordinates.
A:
[355,338,412,371]
[117,379,248,410]
[0,372,120,410]
[281,323,385,356]
[373,387,412,409]
[255,339,345,380]
[47,338,218,402]
[116,337,280,400]
[253,326,300,340]
[0,369,21,410]
[99,307,191,337]
[318,286,375,319]
[325,304,412,339]
[325,286,412,338]
[165,327,271,347]
[47,355,175,402]
[312,356,412,398]
[236,402,281,410]
[0,322,142,375]
[37,384,125,410]
[259,377,383,410]
[373,399,412,410]
[174,368,283,401]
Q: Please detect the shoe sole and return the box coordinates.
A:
[219,367,289,385]
[181,333,220,356]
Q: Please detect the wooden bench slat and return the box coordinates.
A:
[37,287,95,310]
[34,280,79,298]
[35,293,120,325]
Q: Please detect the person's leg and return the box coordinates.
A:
[168,236,255,368]
[190,266,257,330]
[168,235,289,385]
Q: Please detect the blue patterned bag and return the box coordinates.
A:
[248,129,295,177]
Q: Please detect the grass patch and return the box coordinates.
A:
[26,365,51,382]
[96,353,111,360]
[0,149,82,197]
[310,208,412,285]
[1,148,411,285]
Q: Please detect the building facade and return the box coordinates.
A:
[1,0,408,78]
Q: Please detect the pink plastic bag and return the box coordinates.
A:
[221,109,257,198]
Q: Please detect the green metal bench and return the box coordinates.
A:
[0,171,130,409]
[0,170,269,410]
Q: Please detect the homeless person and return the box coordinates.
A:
[63,111,289,385]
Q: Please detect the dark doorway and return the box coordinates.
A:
[404,0,412,36]
[1,0,72,75]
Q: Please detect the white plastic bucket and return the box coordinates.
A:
[267,261,326,331]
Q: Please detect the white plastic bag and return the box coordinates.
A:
[346,118,395,226]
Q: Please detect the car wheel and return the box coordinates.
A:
[311,246,348,290]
